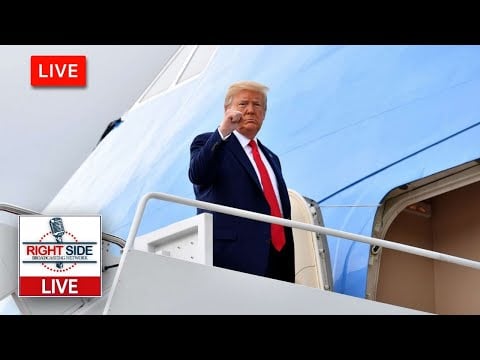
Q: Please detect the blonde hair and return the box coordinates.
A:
[224,80,269,111]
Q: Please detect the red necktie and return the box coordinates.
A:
[249,140,286,251]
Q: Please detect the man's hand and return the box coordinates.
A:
[218,109,242,138]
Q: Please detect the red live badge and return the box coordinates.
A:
[31,55,87,87]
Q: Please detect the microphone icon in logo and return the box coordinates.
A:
[49,217,65,269]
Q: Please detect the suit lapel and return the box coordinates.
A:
[258,140,285,188]
[226,135,262,190]
[226,136,290,217]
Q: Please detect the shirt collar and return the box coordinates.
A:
[233,130,257,149]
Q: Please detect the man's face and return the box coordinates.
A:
[229,89,266,139]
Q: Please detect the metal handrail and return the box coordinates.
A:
[0,203,125,248]
[124,192,480,270]
[0,203,38,215]
[102,191,480,314]
[101,233,126,249]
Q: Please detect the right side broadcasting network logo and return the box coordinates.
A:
[18,215,102,297]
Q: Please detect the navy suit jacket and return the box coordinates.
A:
[189,130,294,277]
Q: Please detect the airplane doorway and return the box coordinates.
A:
[367,160,480,314]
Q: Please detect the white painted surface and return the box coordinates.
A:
[105,250,429,315]
[134,213,213,266]
[0,45,180,225]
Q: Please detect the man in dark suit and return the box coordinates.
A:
[188,80,295,283]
